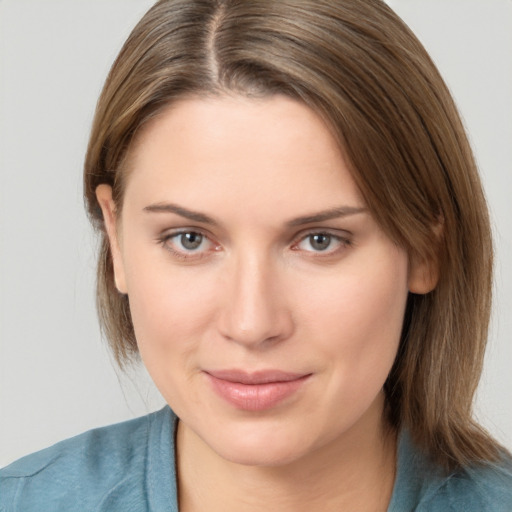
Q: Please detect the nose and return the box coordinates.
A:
[217,252,294,348]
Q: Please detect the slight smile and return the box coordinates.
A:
[204,370,312,411]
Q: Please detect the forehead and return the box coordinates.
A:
[122,95,365,218]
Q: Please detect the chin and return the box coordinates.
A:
[217,441,308,467]
[201,420,316,467]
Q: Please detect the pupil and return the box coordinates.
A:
[311,234,330,251]
[181,232,202,250]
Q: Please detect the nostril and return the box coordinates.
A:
[216,258,294,346]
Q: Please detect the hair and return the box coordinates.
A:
[84,0,501,470]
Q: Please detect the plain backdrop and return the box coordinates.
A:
[0,0,511,466]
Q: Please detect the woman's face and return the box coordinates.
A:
[98,95,427,466]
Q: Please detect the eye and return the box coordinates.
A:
[293,232,350,255]
[307,233,333,251]
[178,232,204,251]
[159,230,218,260]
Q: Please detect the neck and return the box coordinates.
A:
[176,394,397,512]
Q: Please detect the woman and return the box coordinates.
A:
[1,0,511,510]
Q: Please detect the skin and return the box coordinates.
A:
[97,95,434,511]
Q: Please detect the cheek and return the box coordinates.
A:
[122,250,218,362]
[300,249,409,383]
[125,264,219,407]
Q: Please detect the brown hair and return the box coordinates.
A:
[84,0,500,470]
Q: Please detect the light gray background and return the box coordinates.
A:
[0,0,511,466]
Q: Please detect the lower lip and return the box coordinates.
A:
[206,373,310,411]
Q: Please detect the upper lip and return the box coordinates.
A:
[204,369,310,385]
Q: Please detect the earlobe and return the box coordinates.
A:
[408,257,439,294]
[95,184,128,294]
[408,221,443,294]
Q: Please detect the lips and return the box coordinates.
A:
[204,369,311,411]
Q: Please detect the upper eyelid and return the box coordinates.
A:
[160,227,213,241]
[157,228,211,247]
[291,227,352,242]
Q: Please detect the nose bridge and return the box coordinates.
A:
[218,246,291,347]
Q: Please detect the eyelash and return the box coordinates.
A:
[157,229,352,261]
[157,230,218,261]
[291,230,352,256]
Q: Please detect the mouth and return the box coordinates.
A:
[204,369,312,411]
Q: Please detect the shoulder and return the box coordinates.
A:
[425,457,512,512]
[0,406,177,512]
[2,410,155,478]
[391,430,512,512]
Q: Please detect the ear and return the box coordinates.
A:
[408,222,442,294]
[408,255,439,294]
[95,184,128,294]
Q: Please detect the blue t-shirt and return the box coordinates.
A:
[1,406,511,511]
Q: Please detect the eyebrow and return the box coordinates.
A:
[285,206,367,226]
[144,203,218,225]
[143,202,367,227]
